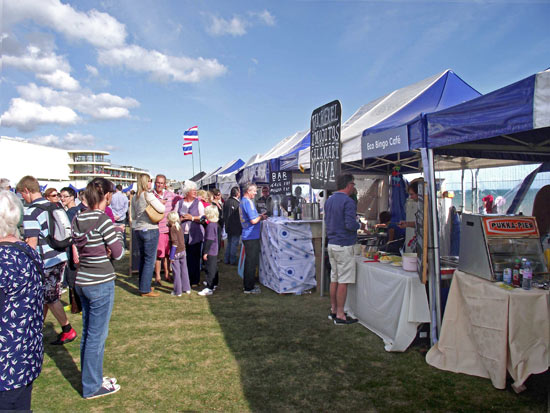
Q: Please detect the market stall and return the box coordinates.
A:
[345,259,431,352]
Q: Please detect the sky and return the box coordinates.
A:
[1,0,549,181]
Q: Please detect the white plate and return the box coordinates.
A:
[379,259,392,264]
[391,262,402,267]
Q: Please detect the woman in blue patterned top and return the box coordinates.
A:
[0,190,44,411]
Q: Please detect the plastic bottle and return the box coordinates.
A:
[520,257,527,286]
[272,199,279,217]
[512,259,521,287]
[503,268,512,285]
[522,260,532,290]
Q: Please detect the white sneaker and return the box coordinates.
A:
[171,291,182,297]
[184,290,191,295]
[103,377,117,385]
[198,288,213,296]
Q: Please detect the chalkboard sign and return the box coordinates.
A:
[310,100,341,190]
[269,170,292,197]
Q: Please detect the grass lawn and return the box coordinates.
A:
[33,252,549,412]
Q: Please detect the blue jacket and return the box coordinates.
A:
[324,192,359,246]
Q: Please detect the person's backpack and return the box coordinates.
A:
[33,202,72,250]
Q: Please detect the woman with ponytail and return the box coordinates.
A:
[71,178,124,399]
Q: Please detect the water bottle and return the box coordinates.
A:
[273,199,279,217]
[522,260,532,290]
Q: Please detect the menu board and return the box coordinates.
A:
[269,170,292,197]
[310,100,341,190]
[415,182,429,284]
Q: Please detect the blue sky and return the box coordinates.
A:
[1,0,549,180]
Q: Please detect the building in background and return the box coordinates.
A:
[0,136,149,190]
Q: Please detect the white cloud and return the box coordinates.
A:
[16,83,139,120]
[0,98,79,131]
[29,132,95,149]
[36,69,80,91]
[86,64,99,77]
[208,16,248,37]
[3,0,127,49]
[250,10,276,26]
[206,10,276,37]
[2,45,70,74]
[97,45,227,83]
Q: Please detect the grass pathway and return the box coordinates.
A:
[33,255,549,412]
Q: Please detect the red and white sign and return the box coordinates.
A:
[483,216,539,237]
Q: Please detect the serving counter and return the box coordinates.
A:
[259,218,319,294]
[426,269,550,391]
[345,258,431,352]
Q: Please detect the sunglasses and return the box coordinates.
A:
[49,193,59,197]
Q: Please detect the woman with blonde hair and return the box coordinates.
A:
[198,205,220,296]
[131,174,165,297]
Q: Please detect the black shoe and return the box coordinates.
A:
[328,311,348,321]
[333,315,358,325]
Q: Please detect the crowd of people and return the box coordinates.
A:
[0,174,271,407]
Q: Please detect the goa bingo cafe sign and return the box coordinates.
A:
[361,125,409,158]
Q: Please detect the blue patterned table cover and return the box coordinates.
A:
[259,218,317,294]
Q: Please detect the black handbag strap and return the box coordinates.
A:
[0,241,46,281]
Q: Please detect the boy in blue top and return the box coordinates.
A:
[239,182,267,294]
[324,174,360,325]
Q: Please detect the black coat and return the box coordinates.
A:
[223,197,242,236]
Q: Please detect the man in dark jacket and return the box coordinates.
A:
[223,186,242,265]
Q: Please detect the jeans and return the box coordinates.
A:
[224,234,240,265]
[75,281,115,398]
[242,238,260,291]
[136,229,159,293]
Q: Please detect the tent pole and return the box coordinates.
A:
[427,148,442,340]
[461,166,466,213]
[320,196,326,297]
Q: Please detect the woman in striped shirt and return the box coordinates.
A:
[72,178,124,399]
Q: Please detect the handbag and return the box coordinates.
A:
[145,202,164,224]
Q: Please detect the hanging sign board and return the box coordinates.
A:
[269,170,292,197]
[361,125,409,159]
[310,100,342,190]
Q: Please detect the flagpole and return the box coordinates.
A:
[198,140,202,173]
[192,149,195,177]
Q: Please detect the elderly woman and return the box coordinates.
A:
[131,174,165,297]
[0,191,44,410]
[175,181,204,286]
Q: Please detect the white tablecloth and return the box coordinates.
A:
[259,218,317,294]
[345,259,431,352]
[426,270,550,390]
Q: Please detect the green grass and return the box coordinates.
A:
[33,253,549,412]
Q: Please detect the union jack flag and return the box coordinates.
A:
[182,142,193,155]
[183,125,199,141]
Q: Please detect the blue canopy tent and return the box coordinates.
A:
[292,69,481,173]
[405,69,550,342]
[237,130,310,185]
[201,159,245,188]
